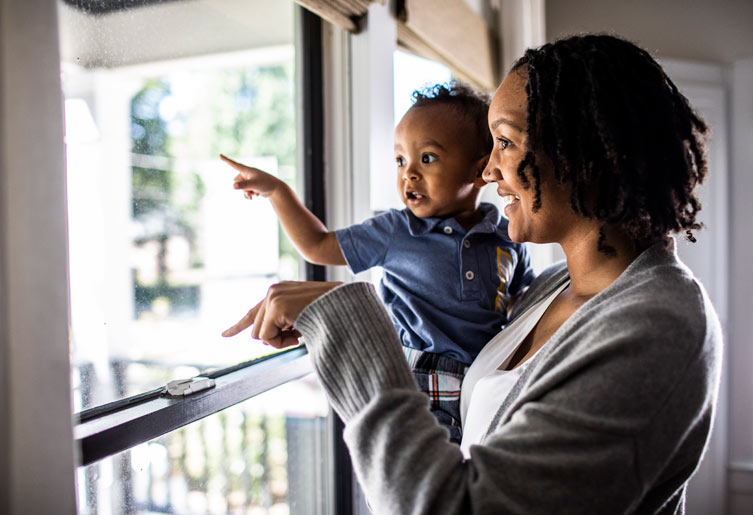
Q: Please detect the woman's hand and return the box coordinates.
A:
[221,281,342,348]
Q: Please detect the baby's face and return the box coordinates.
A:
[394,104,483,220]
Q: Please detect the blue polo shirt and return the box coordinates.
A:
[335,203,535,364]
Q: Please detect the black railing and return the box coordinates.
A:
[74,354,332,514]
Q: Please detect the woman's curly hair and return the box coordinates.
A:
[411,81,493,160]
[512,34,709,253]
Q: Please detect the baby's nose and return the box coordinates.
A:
[402,167,420,181]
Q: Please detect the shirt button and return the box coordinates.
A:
[463,240,471,248]
[443,226,453,234]
[465,270,475,280]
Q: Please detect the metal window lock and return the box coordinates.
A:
[164,376,216,397]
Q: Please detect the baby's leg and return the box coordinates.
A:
[402,348,468,444]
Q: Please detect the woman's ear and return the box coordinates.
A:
[473,154,490,188]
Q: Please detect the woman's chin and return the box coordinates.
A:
[508,233,526,244]
[505,225,528,244]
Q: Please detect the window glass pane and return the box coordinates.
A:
[59,0,301,409]
[393,50,453,124]
[77,375,332,514]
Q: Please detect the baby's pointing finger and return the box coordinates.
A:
[220,154,252,173]
[219,153,238,166]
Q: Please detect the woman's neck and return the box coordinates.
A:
[559,224,642,300]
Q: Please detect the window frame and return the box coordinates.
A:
[75,346,311,465]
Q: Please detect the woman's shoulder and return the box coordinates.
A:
[558,241,722,376]
[514,241,721,345]
[602,240,716,328]
[525,242,723,432]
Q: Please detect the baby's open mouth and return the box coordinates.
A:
[406,191,426,200]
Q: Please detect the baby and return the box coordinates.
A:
[222,82,535,443]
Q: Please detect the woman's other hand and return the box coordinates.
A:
[221,281,342,348]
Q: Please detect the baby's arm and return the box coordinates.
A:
[221,154,346,266]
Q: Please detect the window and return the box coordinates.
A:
[59,1,348,513]
[61,0,302,411]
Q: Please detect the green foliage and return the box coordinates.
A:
[129,59,299,311]
[208,63,296,165]
[131,79,173,219]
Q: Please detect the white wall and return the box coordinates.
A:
[546,1,753,513]
[728,58,753,514]
[547,0,753,63]
[0,0,76,513]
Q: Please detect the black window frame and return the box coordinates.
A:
[71,5,355,513]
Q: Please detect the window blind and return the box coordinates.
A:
[397,0,500,91]
[295,0,385,32]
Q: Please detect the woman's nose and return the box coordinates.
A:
[482,160,501,183]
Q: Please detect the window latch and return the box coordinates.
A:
[164,376,216,397]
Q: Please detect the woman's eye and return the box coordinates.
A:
[497,138,510,150]
[421,154,437,164]
[396,156,405,167]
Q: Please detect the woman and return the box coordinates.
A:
[223,35,722,514]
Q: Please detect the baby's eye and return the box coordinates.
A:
[421,153,437,164]
[396,156,405,167]
[497,138,511,150]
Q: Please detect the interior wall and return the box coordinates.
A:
[728,58,753,513]
[546,1,753,514]
[546,0,753,63]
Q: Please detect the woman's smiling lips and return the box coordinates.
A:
[499,192,520,216]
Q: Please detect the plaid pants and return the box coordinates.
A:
[403,347,469,444]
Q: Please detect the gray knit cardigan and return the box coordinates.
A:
[295,240,723,514]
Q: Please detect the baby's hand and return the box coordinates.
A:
[220,154,281,199]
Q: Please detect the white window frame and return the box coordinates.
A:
[0,1,76,512]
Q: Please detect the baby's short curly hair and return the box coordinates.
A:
[410,81,493,160]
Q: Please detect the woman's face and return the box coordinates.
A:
[483,69,575,244]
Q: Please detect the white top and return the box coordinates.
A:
[459,280,570,458]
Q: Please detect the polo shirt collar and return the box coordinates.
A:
[405,202,502,236]
[469,203,502,234]
[406,209,443,236]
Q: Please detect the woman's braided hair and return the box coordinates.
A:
[512,34,709,253]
